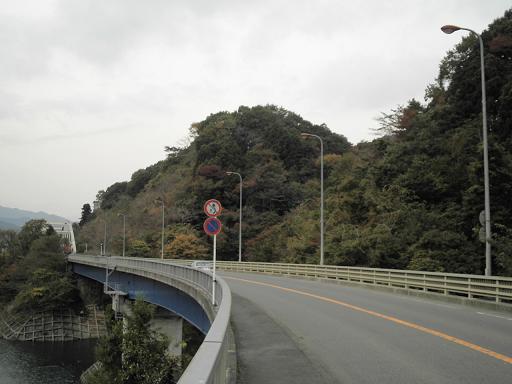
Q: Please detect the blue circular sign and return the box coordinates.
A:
[203,217,222,236]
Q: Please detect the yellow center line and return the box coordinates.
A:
[225,275,512,365]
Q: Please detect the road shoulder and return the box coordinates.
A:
[230,293,336,384]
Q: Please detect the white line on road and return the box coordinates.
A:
[476,312,512,321]
[404,297,459,310]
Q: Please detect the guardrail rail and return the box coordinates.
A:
[214,261,512,305]
[164,259,512,305]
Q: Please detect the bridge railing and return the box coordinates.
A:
[217,261,512,305]
[163,259,512,305]
[68,254,234,384]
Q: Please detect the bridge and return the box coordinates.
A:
[48,221,76,253]
[68,255,512,384]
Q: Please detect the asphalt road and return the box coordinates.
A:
[221,271,512,384]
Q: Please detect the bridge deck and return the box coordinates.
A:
[222,271,512,384]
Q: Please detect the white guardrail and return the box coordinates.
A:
[68,255,234,384]
[167,259,512,305]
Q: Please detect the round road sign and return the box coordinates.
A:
[204,217,222,236]
[204,199,223,217]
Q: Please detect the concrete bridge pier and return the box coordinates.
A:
[117,296,183,357]
[152,307,183,357]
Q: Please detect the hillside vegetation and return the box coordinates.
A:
[0,220,80,313]
[77,10,512,276]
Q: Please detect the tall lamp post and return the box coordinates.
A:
[156,199,165,259]
[103,220,107,256]
[118,213,126,257]
[226,171,243,262]
[301,133,324,265]
[442,24,492,276]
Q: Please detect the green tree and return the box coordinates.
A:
[101,182,128,210]
[90,299,177,384]
[126,164,162,198]
[493,224,512,276]
[164,233,207,259]
[127,239,152,258]
[0,229,19,261]
[11,269,80,313]
[0,223,84,310]
[90,306,124,384]
[80,203,93,227]
[23,232,66,269]
[18,219,49,255]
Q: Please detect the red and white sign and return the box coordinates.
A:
[204,199,223,217]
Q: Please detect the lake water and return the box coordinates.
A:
[0,339,96,384]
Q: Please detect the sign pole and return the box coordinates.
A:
[212,234,217,305]
[203,199,222,306]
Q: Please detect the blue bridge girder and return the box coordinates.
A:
[71,262,211,334]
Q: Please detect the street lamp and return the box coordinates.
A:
[226,171,243,262]
[118,213,126,257]
[442,24,492,276]
[155,198,165,259]
[103,221,107,256]
[301,132,324,265]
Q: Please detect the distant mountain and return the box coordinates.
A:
[0,219,19,230]
[0,205,70,230]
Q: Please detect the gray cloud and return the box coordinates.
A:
[0,0,510,219]
[0,123,138,146]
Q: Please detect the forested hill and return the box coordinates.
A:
[77,9,512,276]
[77,105,351,262]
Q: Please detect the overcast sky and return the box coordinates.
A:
[1,0,510,221]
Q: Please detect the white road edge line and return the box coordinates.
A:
[476,312,512,321]
[405,297,458,310]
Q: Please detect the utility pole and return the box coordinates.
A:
[301,133,325,265]
[226,171,243,262]
[442,24,492,275]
